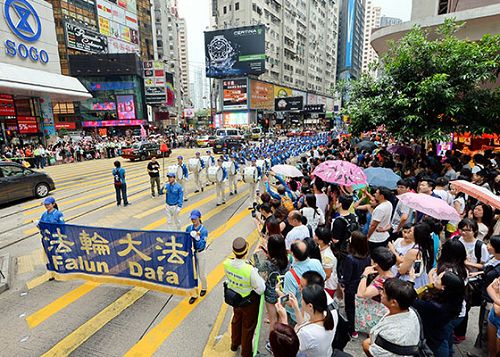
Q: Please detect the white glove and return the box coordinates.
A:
[176,206,182,214]
[190,230,201,241]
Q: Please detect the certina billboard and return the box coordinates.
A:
[205,25,265,78]
[0,0,61,73]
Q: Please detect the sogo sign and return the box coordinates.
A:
[3,0,48,63]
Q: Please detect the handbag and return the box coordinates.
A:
[223,282,254,308]
[354,295,388,334]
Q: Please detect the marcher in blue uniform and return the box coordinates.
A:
[39,196,64,225]
[186,209,208,304]
[177,156,189,201]
[164,172,184,230]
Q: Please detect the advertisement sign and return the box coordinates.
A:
[17,116,38,133]
[166,72,175,107]
[40,96,55,136]
[249,80,273,110]
[274,85,292,98]
[118,0,136,13]
[65,22,108,54]
[184,108,194,119]
[144,61,168,105]
[275,96,303,112]
[292,89,307,101]
[0,94,16,116]
[82,119,144,127]
[223,79,248,110]
[55,122,76,130]
[345,0,355,68]
[97,0,138,50]
[205,25,265,78]
[39,222,197,295]
[304,104,325,113]
[116,95,135,119]
[107,37,139,54]
[91,101,116,111]
[223,112,249,126]
[89,82,135,91]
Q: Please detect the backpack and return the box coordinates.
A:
[338,214,360,236]
[113,169,122,187]
[281,194,295,212]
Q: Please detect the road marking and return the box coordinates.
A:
[202,302,234,357]
[26,271,51,290]
[123,230,259,357]
[40,287,147,357]
[26,282,99,329]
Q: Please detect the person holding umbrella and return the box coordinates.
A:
[186,210,208,304]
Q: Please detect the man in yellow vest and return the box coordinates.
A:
[223,237,265,357]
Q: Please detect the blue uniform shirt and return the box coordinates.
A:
[165,182,184,207]
[186,224,208,251]
[40,209,65,224]
[180,163,189,179]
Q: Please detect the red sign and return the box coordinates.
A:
[82,120,145,127]
[55,122,77,130]
[17,116,39,134]
[0,94,16,116]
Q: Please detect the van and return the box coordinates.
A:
[251,127,262,140]
[215,128,244,140]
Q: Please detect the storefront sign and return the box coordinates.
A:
[275,96,303,112]
[65,22,108,54]
[274,85,292,98]
[303,104,324,113]
[249,80,273,110]
[0,94,16,116]
[55,122,76,130]
[17,115,38,133]
[82,119,144,127]
[223,78,247,110]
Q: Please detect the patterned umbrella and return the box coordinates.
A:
[451,180,500,210]
[397,192,461,221]
[313,160,367,186]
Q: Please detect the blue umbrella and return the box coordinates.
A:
[364,167,401,189]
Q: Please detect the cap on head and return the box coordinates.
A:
[190,209,201,220]
[177,156,183,160]
[232,237,248,257]
[43,196,56,205]
[206,150,211,154]
[196,152,200,155]
[167,172,176,178]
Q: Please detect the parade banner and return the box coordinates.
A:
[39,222,198,296]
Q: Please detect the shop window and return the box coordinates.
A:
[235,2,239,10]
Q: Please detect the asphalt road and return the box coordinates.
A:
[0,151,481,357]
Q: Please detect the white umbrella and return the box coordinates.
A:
[271,164,303,178]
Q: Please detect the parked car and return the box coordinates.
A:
[121,142,169,161]
[0,161,56,204]
[251,127,263,140]
[207,135,217,147]
[213,137,243,154]
[286,129,301,137]
[215,128,244,141]
[196,135,211,147]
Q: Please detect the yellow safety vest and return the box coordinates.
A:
[224,259,253,298]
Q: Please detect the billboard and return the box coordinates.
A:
[249,80,274,110]
[205,25,265,78]
[143,61,168,105]
[274,85,292,98]
[97,0,139,53]
[0,94,16,116]
[166,72,175,106]
[223,79,248,110]
[223,112,249,126]
[116,95,136,119]
[275,97,303,112]
[65,22,108,54]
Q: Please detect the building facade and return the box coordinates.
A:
[210,0,339,98]
[337,0,365,81]
[371,0,500,55]
[178,18,190,106]
[361,1,381,75]
[190,67,210,111]
[379,16,402,28]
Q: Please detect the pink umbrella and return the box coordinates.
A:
[397,192,461,221]
[451,180,500,210]
[313,160,367,186]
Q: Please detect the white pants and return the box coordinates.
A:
[249,182,258,206]
[229,174,237,193]
[194,172,203,191]
[194,249,207,293]
[165,204,181,230]
[216,181,226,204]
[206,167,212,185]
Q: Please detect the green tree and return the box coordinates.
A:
[344,19,500,140]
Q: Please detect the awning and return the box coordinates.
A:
[0,63,92,101]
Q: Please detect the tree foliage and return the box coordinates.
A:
[344,19,500,140]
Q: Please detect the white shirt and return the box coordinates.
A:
[458,237,489,272]
[315,193,329,216]
[370,201,393,243]
[369,309,420,357]
[434,189,453,206]
[300,207,325,231]
[296,322,334,357]
[285,225,311,250]
[320,246,338,290]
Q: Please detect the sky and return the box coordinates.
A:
[177,0,412,76]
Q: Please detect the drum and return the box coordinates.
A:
[167,165,183,180]
[265,158,272,170]
[188,158,201,173]
[207,166,223,183]
[222,161,236,176]
[200,155,211,168]
[256,160,265,170]
[243,166,258,184]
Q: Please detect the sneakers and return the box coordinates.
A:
[194,190,200,193]
[188,296,197,304]
[351,332,359,339]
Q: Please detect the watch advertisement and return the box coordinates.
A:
[205,25,265,78]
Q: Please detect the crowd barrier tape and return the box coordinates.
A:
[39,222,198,296]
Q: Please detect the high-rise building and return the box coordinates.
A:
[361,1,381,75]
[379,16,402,28]
[190,67,210,110]
[178,18,190,106]
[337,0,365,80]
[210,0,339,97]
[152,0,187,119]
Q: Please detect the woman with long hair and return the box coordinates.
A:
[313,226,337,298]
[388,222,433,288]
[300,194,325,231]
[471,202,494,241]
[413,271,466,357]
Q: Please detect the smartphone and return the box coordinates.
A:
[251,210,256,218]
[280,294,290,305]
[413,260,423,277]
